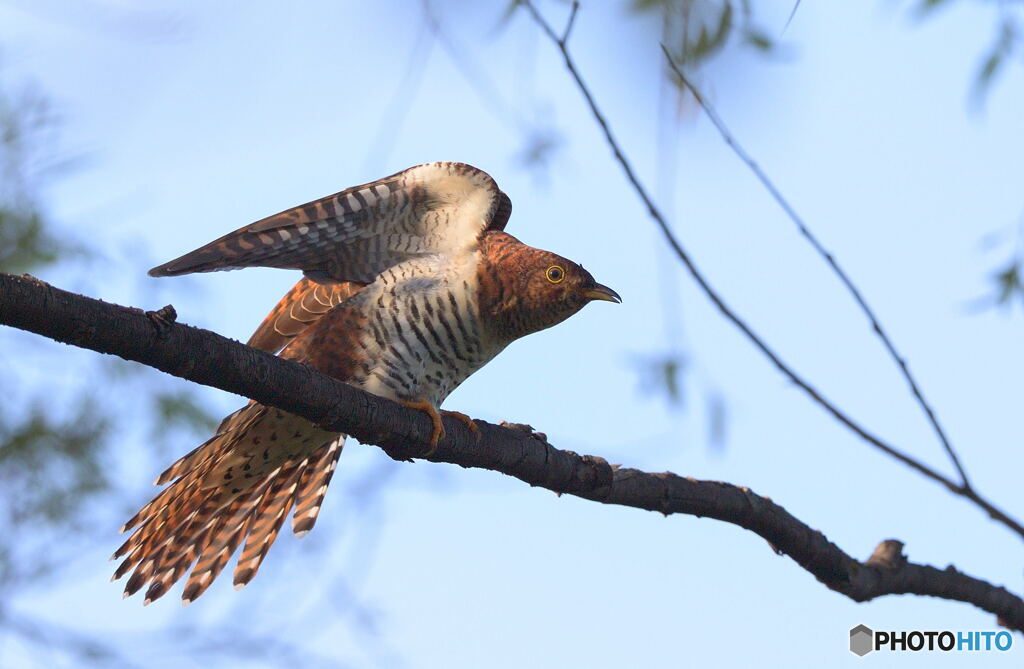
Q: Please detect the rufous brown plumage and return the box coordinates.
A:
[116,161,619,605]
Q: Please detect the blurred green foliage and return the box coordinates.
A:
[912,0,1024,309]
[628,0,1024,104]
[0,209,60,273]
[151,389,221,436]
[0,73,218,665]
[0,80,115,578]
[914,0,1023,103]
[991,258,1023,309]
[0,87,63,273]
[0,404,108,535]
[632,0,778,71]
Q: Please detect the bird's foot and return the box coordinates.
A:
[442,410,480,441]
[399,399,444,456]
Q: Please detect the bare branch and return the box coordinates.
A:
[660,44,971,490]
[561,1,580,44]
[425,0,530,135]
[783,1,802,35]
[1,272,1021,629]
[518,0,1023,540]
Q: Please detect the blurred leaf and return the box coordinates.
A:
[991,259,1022,307]
[0,400,109,529]
[495,0,522,30]
[515,127,562,172]
[0,75,113,599]
[685,2,732,63]
[0,208,60,272]
[743,27,774,51]
[917,0,954,13]
[975,49,1003,93]
[972,19,1016,103]
[707,391,727,451]
[661,357,684,404]
[632,0,670,10]
[633,0,775,84]
[0,75,83,274]
[913,2,1021,102]
[634,353,688,408]
[152,390,219,435]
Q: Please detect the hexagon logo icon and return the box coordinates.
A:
[850,624,874,656]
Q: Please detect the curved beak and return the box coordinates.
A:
[582,282,622,304]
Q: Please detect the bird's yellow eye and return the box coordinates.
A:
[545,265,566,284]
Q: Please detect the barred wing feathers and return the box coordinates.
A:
[246,277,363,354]
[149,162,512,283]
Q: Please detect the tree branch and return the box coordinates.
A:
[518,0,1024,542]
[659,44,971,491]
[1,271,1021,630]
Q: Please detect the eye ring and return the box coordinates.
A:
[545,265,566,284]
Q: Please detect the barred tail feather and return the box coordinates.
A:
[114,472,213,567]
[153,405,257,486]
[231,459,309,589]
[143,484,267,604]
[291,437,344,536]
[113,402,345,604]
[123,490,222,598]
[178,495,269,605]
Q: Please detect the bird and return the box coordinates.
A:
[114,161,620,605]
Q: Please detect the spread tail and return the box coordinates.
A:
[113,404,344,604]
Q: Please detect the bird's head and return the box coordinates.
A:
[477,232,620,343]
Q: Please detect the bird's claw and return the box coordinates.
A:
[399,399,445,456]
[442,410,480,442]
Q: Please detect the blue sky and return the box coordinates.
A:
[2,0,1023,666]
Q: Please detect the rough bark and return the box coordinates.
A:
[1,271,1021,630]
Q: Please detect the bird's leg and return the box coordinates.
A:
[398,399,445,455]
[441,410,480,441]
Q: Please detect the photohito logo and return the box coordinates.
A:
[849,624,1013,656]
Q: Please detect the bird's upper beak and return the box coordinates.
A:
[582,282,622,304]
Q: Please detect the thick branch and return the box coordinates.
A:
[1,271,1021,630]
[518,0,1024,542]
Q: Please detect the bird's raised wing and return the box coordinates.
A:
[149,162,512,282]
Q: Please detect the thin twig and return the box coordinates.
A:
[518,0,1023,539]
[0,271,1021,629]
[660,45,971,489]
[783,0,802,35]
[561,0,579,43]
[423,0,530,135]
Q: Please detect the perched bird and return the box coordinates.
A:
[115,161,619,605]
